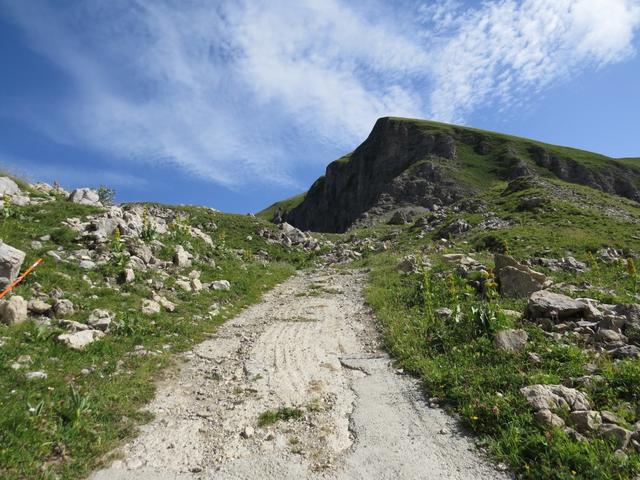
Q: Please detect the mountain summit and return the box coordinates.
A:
[261,117,640,232]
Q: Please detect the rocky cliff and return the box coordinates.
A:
[278,117,640,233]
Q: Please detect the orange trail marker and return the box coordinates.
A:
[0,257,44,300]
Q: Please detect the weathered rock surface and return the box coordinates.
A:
[520,384,591,412]
[68,188,102,206]
[495,254,547,298]
[0,295,28,325]
[285,118,471,232]
[527,291,585,319]
[493,329,528,352]
[0,242,26,290]
[58,329,105,350]
[0,176,21,195]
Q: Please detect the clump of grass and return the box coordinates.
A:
[257,407,303,427]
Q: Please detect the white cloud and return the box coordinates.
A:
[2,0,639,188]
[426,0,640,122]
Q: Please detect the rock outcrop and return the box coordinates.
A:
[285,118,472,232]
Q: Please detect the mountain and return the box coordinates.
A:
[261,117,640,232]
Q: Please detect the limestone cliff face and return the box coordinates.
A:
[286,117,472,232]
[283,117,640,233]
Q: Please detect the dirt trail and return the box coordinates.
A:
[91,269,509,480]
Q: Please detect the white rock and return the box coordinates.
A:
[141,299,161,315]
[26,371,47,381]
[68,188,102,206]
[211,280,231,291]
[57,330,105,350]
[53,299,75,317]
[87,309,114,331]
[0,295,28,325]
[173,245,193,268]
[175,279,192,292]
[28,299,52,315]
[0,176,21,196]
[0,242,26,290]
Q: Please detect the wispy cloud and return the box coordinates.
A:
[425,0,640,121]
[2,0,639,188]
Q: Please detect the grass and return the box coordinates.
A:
[0,196,317,480]
[257,407,303,427]
[256,192,307,222]
[364,254,640,479]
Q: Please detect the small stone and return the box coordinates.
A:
[534,409,565,428]
[493,329,528,352]
[79,259,96,270]
[0,295,28,325]
[87,309,114,331]
[28,299,52,315]
[570,410,602,433]
[175,279,192,292]
[120,268,135,284]
[141,299,161,315]
[26,371,47,381]
[601,411,620,425]
[57,330,105,350]
[240,426,255,439]
[54,299,75,317]
[211,280,231,291]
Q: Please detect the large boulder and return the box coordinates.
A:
[495,254,547,298]
[527,291,586,320]
[0,242,26,290]
[0,177,21,196]
[520,384,591,412]
[0,295,28,325]
[68,188,102,206]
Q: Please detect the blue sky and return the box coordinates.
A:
[1,0,639,213]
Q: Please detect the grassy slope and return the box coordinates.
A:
[256,192,306,222]
[347,178,640,479]
[0,197,316,479]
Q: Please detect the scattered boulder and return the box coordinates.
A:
[173,245,193,268]
[570,410,602,433]
[527,291,585,320]
[388,211,410,225]
[0,242,26,290]
[25,371,47,381]
[57,329,105,350]
[27,299,52,315]
[535,409,565,428]
[439,219,471,237]
[0,295,28,325]
[175,279,192,292]
[211,280,231,291]
[600,424,632,450]
[141,299,161,315]
[120,268,135,284]
[0,176,21,196]
[533,257,587,272]
[493,329,528,352]
[87,309,114,331]
[153,294,176,312]
[53,299,75,317]
[495,254,547,298]
[396,255,429,274]
[68,188,101,206]
[520,384,591,412]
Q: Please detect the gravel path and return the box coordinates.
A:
[91,268,509,480]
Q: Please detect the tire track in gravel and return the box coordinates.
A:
[91,268,511,480]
